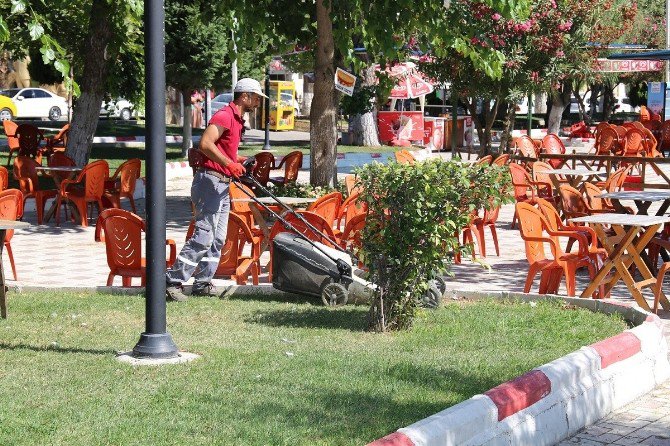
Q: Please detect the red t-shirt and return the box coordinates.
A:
[201,102,244,176]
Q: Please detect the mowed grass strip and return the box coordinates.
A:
[0,292,626,445]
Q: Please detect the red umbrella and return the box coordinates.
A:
[375,62,434,99]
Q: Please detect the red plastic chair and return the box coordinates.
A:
[0,189,23,280]
[513,135,539,159]
[104,158,141,213]
[335,191,367,234]
[509,163,539,229]
[251,151,275,187]
[13,155,57,225]
[463,199,501,258]
[540,134,566,168]
[0,166,8,192]
[44,123,70,155]
[269,150,303,185]
[55,159,109,226]
[96,208,176,286]
[47,152,77,188]
[15,124,44,164]
[492,154,510,166]
[338,213,366,255]
[2,120,20,168]
[306,191,342,228]
[475,155,492,166]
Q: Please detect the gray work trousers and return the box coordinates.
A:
[166,171,230,287]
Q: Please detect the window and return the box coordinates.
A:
[33,90,51,98]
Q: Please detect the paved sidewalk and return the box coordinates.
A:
[3,149,670,445]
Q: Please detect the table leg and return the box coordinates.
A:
[610,199,629,215]
[634,200,652,215]
[656,199,670,216]
[0,229,7,319]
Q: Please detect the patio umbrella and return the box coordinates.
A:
[375,62,435,99]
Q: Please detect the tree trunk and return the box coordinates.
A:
[534,92,547,114]
[302,76,314,117]
[547,83,572,134]
[65,0,114,167]
[466,99,486,155]
[181,88,193,157]
[310,0,337,187]
[349,66,380,147]
[498,103,516,153]
[602,85,616,122]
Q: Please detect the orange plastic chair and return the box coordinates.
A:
[475,155,492,166]
[267,210,338,281]
[43,123,70,155]
[0,189,23,280]
[250,151,275,187]
[15,124,44,164]
[335,191,367,234]
[623,128,647,157]
[463,198,501,257]
[492,154,510,166]
[13,155,57,225]
[343,174,360,195]
[640,106,651,122]
[581,182,611,212]
[540,134,566,168]
[47,152,77,188]
[306,191,342,228]
[229,182,265,243]
[660,120,670,156]
[55,159,109,226]
[558,184,608,220]
[0,166,8,192]
[531,161,560,203]
[96,208,176,286]
[269,150,303,185]
[516,202,595,296]
[641,127,662,158]
[509,163,539,228]
[394,149,416,164]
[513,135,538,159]
[338,213,366,254]
[592,122,612,149]
[2,121,20,168]
[104,158,141,213]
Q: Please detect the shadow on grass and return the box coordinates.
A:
[244,306,368,331]
[0,341,117,356]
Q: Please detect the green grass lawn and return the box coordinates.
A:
[0,292,626,445]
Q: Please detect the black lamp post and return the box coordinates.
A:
[263,67,271,151]
[132,0,179,359]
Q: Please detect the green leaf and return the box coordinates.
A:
[28,21,44,40]
[0,17,9,42]
[10,0,26,14]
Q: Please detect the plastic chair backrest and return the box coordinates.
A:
[340,213,366,251]
[13,155,40,193]
[531,161,553,186]
[624,128,647,156]
[641,127,660,157]
[47,152,76,185]
[632,121,646,131]
[394,149,416,164]
[541,134,565,168]
[661,121,670,147]
[558,184,588,216]
[216,212,256,276]
[75,160,109,200]
[252,152,275,186]
[2,121,19,150]
[514,135,538,158]
[46,123,70,150]
[269,210,337,248]
[15,124,43,159]
[343,174,360,195]
[306,191,342,227]
[509,163,533,200]
[0,166,8,192]
[229,181,257,229]
[0,189,22,242]
[582,182,605,210]
[492,154,510,166]
[536,198,561,229]
[516,202,550,263]
[593,122,612,145]
[111,158,141,196]
[596,127,622,155]
[475,155,492,166]
[337,191,367,230]
[98,208,144,272]
[276,151,303,184]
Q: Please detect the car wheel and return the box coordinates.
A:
[48,106,62,121]
[120,108,132,121]
[0,108,13,121]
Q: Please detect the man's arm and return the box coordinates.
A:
[198,123,235,168]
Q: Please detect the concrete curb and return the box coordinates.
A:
[367,293,670,446]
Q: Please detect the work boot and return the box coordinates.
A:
[166,284,188,302]
[191,282,219,297]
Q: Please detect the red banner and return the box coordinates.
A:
[377,111,425,143]
[595,58,664,72]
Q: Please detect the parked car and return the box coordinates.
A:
[0,87,68,121]
[100,98,134,120]
[0,95,18,121]
[616,97,639,113]
[209,92,233,115]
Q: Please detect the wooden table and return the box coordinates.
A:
[570,213,670,312]
[35,166,83,222]
[231,196,317,251]
[0,220,30,318]
[543,168,607,189]
[599,190,670,216]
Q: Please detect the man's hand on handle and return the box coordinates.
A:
[228,163,246,178]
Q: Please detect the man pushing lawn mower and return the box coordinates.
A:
[165,78,267,302]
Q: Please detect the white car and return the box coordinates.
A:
[0,87,69,121]
[209,92,233,115]
[100,98,134,120]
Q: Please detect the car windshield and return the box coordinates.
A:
[213,93,232,103]
[0,89,20,98]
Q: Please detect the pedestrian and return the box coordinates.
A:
[191,90,203,129]
[166,78,267,301]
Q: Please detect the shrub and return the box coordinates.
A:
[355,159,512,332]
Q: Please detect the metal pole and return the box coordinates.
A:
[132,0,179,359]
[205,89,211,125]
[526,93,533,136]
[231,23,238,91]
[450,89,458,154]
[263,68,271,150]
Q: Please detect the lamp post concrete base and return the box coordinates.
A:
[116,350,200,366]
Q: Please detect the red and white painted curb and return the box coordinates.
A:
[367,297,669,446]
